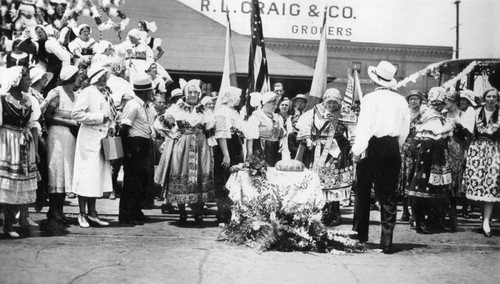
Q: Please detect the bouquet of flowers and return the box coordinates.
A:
[230,154,267,179]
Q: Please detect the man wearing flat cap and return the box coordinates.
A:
[351,61,410,254]
[118,73,156,224]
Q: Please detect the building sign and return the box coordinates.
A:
[177,0,359,40]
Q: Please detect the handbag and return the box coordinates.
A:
[102,136,124,160]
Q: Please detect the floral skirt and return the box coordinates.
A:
[318,165,354,202]
[464,139,500,202]
[0,126,38,204]
[407,139,451,199]
[448,137,466,197]
[167,131,214,204]
[47,126,76,194]
[397,140,417,197]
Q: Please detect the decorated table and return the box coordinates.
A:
[226,167,325,213]
[222,162,366,253]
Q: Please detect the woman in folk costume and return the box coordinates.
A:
[114,28,154,83]
[137,20,165,62]
[5,39,32,68]
[212,87,244,225]
[398,90,425,224]
[407,87,453,234]
[91,40,121,68]
[44,65,81,233]
[457,89,478,218]
[443,90,474,231]
[155,79,214,225]
[245,92,285,166]
[0,66,41,238]
[71,65,116,228]
[33,24,71,91]
[68,24,96,67]
[463,88,500,237]
[278,97,294,160]
[295,88,353,226]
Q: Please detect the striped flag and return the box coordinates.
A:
[304,8,328,111]
[344,68,355,106]
[219,12,238,94]
[247,0,270,94]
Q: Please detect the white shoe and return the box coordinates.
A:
[78,215,90,228]
[26,217,38,227]
[4,230,20,238]
[88,215,109,226]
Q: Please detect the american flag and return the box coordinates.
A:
[248,0,270,93]
[344,69,355,105]
[343,69,363,106]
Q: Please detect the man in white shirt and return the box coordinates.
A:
[351,61,410,254]
[118,73,156,224]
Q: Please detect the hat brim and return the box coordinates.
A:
[89,70,107,85]
[133,86,153,91]
[31,72,54,87]
[460,96,477,107]
[368,66,397,87]
[292,97,308,103]
[406,93,426,102]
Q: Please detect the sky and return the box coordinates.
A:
[178,0,500,58]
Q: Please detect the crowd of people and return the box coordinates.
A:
[0,4,498,257]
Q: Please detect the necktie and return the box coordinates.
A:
[98,86,117,121]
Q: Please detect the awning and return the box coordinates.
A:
[113,0,316,79]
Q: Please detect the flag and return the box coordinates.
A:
[247,0,270,94]
[305,9,328,111]
[353,69,363,101]
[219,11,238,94]
[343,68,354,106]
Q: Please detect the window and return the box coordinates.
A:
[352,62,362,74]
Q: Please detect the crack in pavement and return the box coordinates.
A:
[335,256,361,284]
[68,263,121,284]
[35,245,50,262]
[197,244,214,284]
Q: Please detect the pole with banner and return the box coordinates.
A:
[304,7,328,112]
[218,11,238,111]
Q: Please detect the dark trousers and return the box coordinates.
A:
[353,136,401,249]
[119,137,154,221]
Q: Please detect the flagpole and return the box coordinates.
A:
[304,6,328,112]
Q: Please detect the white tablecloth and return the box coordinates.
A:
[226,168,326,212]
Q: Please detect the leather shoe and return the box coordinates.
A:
[400,213,410,222]
[88,215,109,226]
[78,215,90,228]
[416,225,432,234]
[382,247,394,254]
[349,234,368,243]
[482,222,492,238]
[4,229,20,238]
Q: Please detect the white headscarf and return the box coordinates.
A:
[215,86,241,110]
[182,79,202,99]
[0,66,24,93]
[249,91,277,108]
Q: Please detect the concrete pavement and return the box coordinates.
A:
[1,197,499,284]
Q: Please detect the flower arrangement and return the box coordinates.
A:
[222,174,367,253]
[230,154,268,179]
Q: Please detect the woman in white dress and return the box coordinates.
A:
[71,65,116,228]
[44,65,81,231]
